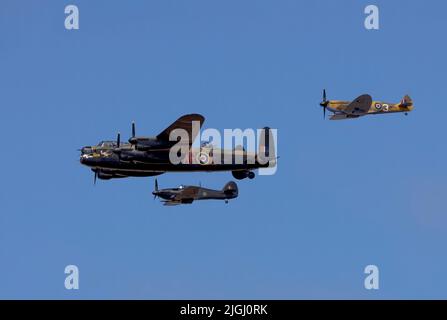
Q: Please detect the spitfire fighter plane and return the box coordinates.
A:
[80,114,276,182]
[319,90,414,120]
[152,179,238,206]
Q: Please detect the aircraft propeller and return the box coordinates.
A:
[112,132,123,159]
[153,178,159,200]
[128,121,137,145]
[94,171,97,185]
[320,89,329,119]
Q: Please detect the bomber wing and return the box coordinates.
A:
[341,94,372,116]
[156,114,205,145]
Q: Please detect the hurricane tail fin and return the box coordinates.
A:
[222,181,238,197]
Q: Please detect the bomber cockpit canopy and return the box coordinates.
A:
[97,141,117,147]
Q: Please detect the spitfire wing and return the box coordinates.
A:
[342,94,372,115]
[329,114,361,120]
[156,114,205,144]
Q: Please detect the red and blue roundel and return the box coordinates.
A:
[375,103,382,110]
[196,152,210,165]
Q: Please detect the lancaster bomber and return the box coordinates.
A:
[319,90,414,120]
[80,114,276,182]
[152,179,238,206]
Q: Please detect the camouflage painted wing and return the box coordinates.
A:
[329,114,360,120]
[156,114,205,144]
[174,186,199,202]
[341,94,372,116]
[162,200,182,206]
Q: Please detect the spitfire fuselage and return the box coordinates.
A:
[327,100,414,115]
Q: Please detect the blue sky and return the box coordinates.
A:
[1,0,446,299]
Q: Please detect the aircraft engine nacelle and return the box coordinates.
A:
[232,170,255,180]
[128,137,169,151]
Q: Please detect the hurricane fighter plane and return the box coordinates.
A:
[80,114,276,183]
[152,179,238,206]
[319,90,414,120]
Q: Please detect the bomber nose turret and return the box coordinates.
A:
[79,150,97,166]
[79,153,90,165]
[80,146,93,155]
[79,146,95,165]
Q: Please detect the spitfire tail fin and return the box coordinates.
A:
[401,95,413,107]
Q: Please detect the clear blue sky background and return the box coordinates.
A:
[1,0,446,299]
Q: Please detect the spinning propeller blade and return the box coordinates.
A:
[129,122,137,145]
[153,179,159,199]
[320,89,328,119]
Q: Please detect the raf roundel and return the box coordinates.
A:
[197,152,210,165]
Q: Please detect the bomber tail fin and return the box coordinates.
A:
[257,127,276,164]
